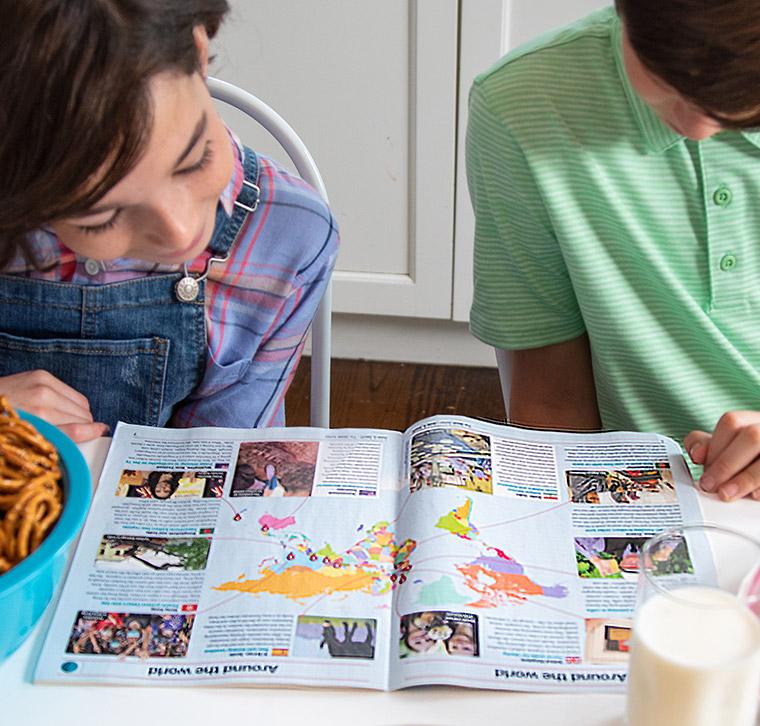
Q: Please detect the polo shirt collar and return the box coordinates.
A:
[612,14,760,154]
[741,130,760,151]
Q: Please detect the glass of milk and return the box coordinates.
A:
[626,524,760,726]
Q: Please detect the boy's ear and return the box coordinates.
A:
[193,24,210,78]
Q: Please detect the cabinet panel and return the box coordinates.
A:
[213,0,458,318]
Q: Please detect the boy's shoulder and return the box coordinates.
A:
[472,7,618,110]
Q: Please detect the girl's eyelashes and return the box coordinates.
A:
[78,210,121,235]
[75,140,213,235]
[177,140,213,176]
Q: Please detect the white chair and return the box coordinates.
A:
[495,348,510,417]
[207,76,332,428]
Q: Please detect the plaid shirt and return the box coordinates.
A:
[7,134,338,427]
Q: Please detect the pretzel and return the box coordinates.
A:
[0,397,63,574]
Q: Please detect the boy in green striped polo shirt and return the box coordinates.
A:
[466,1,760,503]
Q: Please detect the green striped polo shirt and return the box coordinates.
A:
[467,6,760,445]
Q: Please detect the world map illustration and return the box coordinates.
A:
[215,517,416,603]
[214,498,567,607]
[432,498,568,607]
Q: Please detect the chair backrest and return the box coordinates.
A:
[495,348,510,417]
[207,76,332,428]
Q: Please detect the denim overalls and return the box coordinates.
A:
[0,150,260,431]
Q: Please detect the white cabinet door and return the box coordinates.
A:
[452,0,610,322]
[212,0,458,319]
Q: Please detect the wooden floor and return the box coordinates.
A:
[285,357,506,430]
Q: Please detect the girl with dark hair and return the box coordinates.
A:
[0,1,338,441]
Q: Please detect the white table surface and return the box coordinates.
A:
[3,438,759,726]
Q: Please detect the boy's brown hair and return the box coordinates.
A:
[0,0,229,268]
[616,0,760,128]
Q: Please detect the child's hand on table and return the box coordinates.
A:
[0,370,108,442]
[685,411,760,502]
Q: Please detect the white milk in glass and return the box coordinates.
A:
[626,586,760,726]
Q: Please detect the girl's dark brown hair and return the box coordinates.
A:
[0,0,229,269]
[616,0,760,129]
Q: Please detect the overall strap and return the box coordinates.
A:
[207,147,260,257]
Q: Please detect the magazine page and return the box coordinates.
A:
[35,422,404,689]
[389,415,707,692]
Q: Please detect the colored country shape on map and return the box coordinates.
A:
[416,575,471,607]
[259,514,296,530]
[215,518,416,603]
[346,522,398,565]
[457,555,568,607]
[216,563,381,602]
[394,538,416,568]
[436,498,569,607]
[436,499,479,540]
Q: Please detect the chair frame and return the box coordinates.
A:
[207,76,332,428]
[495,348,510,417]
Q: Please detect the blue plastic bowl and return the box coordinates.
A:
[0,412,91,661]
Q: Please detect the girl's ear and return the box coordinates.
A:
[193,24,210,78]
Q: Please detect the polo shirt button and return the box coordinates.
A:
[713,186,732,207]
[84,258,101,276]
[719,253,737,272]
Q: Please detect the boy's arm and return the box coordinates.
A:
[506,334,601,431]
[467,80,588,401]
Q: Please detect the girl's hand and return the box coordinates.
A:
[0,370,108,442]
[685,411,760,502]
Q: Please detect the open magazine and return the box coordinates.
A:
[35,415,711,691]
